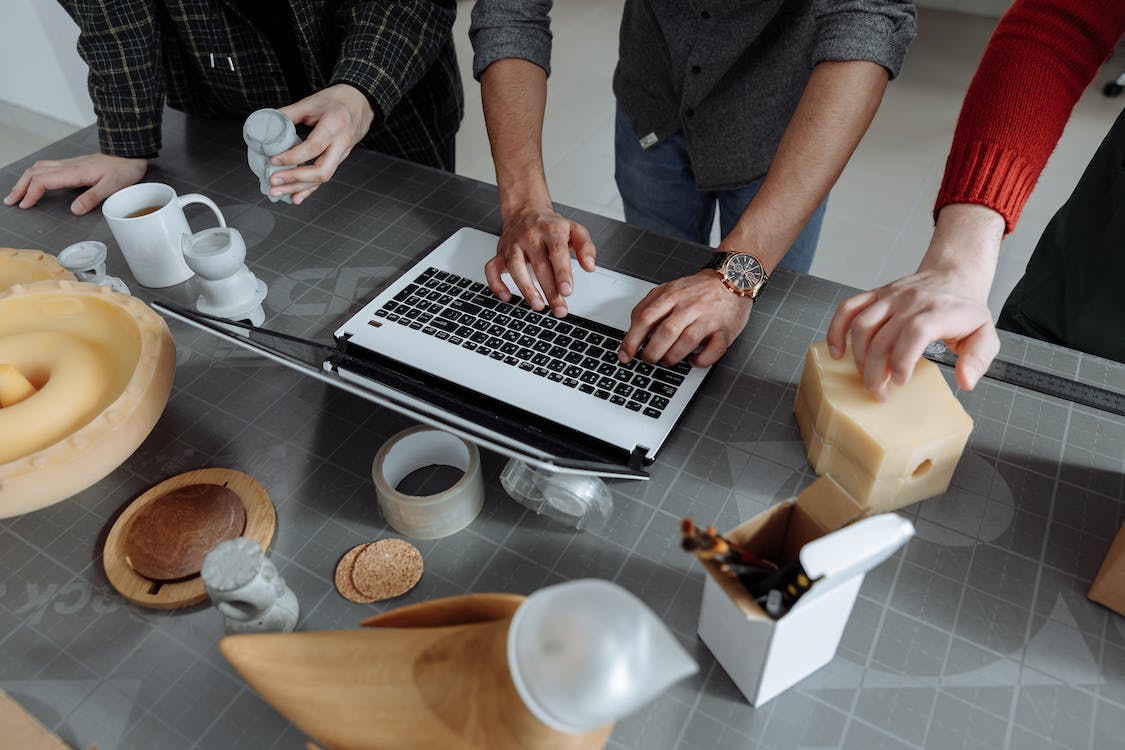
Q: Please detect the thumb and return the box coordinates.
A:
[951,324,1000,390]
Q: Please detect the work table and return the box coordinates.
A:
[1,111,1123,750]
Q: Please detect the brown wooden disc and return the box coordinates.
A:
[122,483,246,581]
[350,538,423,602]
[334,543,375,604]
[103,468,276,609]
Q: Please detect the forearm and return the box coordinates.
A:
[331,0,456,119]
[480,59,552,220]
[721,60,887,272]
[935,0,1125,232]
[58,0,165,158]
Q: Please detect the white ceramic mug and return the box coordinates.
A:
[102,182,226,288]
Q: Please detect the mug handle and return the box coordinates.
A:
[178,193,227,228]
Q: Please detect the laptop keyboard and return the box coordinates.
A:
[369,267,692,419]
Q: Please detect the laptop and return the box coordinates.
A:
[155,227,712,479]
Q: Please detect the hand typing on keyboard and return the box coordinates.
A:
[618,270,754,368]
[485,203,597,318]
[377,268,692,418]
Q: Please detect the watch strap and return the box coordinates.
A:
[704,251,728,271]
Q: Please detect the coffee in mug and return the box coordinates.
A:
[125,205,164,219]
[102,183,226,288]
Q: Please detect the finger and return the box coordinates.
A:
[19,161,109,209]
[827,290,877,358]
[272,134,330,167]
[71,177,118,215]
[270,179,322,199]
[526,250,563,315]
[5,169,36,206]
[863,315,913,400]
[847,300,893,378]
[619,291,672,361]
[292,183,321,206]
[661,318,711,366]
[484,256,514,302]
[18,173,54,209]
[635,305,690,365]
[570,222,597,272]
[884,310,950,387]
[691,332,729,368]
[508,252,548,310]
[546,232,574,297]
[953,323,1000,391]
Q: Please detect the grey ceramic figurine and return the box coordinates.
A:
[202,538,298,634]
[243,108,301,204]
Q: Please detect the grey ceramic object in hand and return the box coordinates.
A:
[243,108,301,204]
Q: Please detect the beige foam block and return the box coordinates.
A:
[794,340,973,513]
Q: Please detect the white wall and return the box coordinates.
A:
[0,0,94,128]
[918,0,1014,17]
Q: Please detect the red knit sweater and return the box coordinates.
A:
[934,0,1125,233]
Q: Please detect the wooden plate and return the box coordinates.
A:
[103,468,275,609]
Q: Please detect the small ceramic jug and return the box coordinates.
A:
[243,108,301,204]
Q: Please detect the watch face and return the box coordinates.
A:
[724,253,764,291]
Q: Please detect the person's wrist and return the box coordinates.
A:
[331,83,376,131]
[919,203,1004,299]
[498,183,552,225]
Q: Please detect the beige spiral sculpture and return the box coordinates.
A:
[0,250,176,517]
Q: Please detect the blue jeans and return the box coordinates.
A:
[613,105,824,273]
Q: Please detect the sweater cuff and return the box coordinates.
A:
[97,122,160,161]
[934,140,1039,235]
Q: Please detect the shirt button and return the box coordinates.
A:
[685,108,695,118]
[700,10,711,19]
[691,65,702,75]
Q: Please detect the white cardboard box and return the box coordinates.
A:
[697,477,914,706]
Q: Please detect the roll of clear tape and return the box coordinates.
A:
[372,425,484,539]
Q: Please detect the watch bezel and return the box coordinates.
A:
[706,251,769,298]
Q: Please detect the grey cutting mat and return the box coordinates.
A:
[0,111,1123,750]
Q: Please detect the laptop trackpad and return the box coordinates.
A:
[501,259,651,331]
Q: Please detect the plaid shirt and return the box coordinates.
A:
[60,0,463,169]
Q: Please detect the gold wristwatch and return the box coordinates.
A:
[704,251,769,299]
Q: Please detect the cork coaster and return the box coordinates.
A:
[351,539,424,602]
[334,543,375,604]
[123,484,246,581]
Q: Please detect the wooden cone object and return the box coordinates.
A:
[220,594,613,750]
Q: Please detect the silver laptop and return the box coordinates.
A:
[157,227,711,479]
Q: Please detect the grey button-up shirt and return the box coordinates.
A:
[470,0,915,191]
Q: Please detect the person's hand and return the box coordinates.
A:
[272,83,375,204]
[827,270,999,398]
[618,270,754,367]
[825,204,1007,399]
[485,203,596,315]
[4,154,147,215]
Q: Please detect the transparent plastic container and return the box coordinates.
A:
[500,458,613,532]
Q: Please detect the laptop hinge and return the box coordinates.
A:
[629,446,648,472]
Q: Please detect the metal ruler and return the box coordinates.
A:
[923,342,1125,418]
